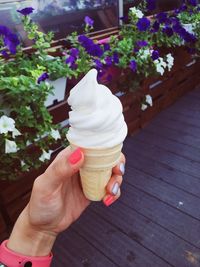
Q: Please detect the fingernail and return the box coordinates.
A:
[112,182,119,196]
[119,163,125,175]
[68,148,82,165]
[103,195,115,207]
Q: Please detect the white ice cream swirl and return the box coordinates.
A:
[67,69,128,148]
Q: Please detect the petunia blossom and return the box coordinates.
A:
[84,16,94,27]
[50,129,61,140]
[137,17,151,32]
[5,139,18,154]
[17,7,34,16]
[39,149,53,162]
[37,72,49,84]
[0,115,15,134]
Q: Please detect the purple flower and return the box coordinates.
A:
[4,33,20,54]
[17,7,34,16]
[146,0,156,11]
[113,52,119,64]
[1,50,8,58]
[130,60,137,72]
[151,50,159,60]
[70,48,79,58]
[78,35,103,57]
[136,40,148,47]
[66,55,75,66]
[151,20,160,32]
[156,12,169,24]
[37,72,49,84]
[84,16,94,27]
[105,56,112,66]
[137,17,151,32]
[163,26,174,37]
[188,0,197,6]
[0,25,10,36]
[103,43,110,51]
[94,59,103,69]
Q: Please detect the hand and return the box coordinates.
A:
[7,146,125,256]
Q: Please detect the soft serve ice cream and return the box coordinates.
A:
[67,69,127,148]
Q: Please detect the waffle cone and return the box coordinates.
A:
[69,143,123,201]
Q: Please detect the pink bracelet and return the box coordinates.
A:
[0,240,53,267]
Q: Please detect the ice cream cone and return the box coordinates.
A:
[70,143,122,201]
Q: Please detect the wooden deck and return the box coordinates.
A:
[52,87,200,267]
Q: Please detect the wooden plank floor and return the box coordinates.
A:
[52,87,200,267]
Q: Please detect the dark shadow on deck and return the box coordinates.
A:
[52,87,200,267]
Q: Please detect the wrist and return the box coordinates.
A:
[7,207,57,257]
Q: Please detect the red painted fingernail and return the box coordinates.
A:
[68,148,82,165]
[103,195,115,207]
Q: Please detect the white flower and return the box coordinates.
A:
[26,140,32,146]
[139,49,151,60]
[50,128,61,140]
[21,160,25,167]
[166,53,174,71]
[145,95,153,107]
[130,7,144,18]
[154,58,167,76]
[0,115,15,134]
[141,104,148,111]
[39,150,53,162]
[5,139,18,153]
[12,128,21,138]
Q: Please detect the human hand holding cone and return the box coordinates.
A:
[67,69,127,201]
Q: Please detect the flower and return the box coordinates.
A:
[3,32,20,54]
[188,0,197,6]
[113,52,119,64]
[163,26,174,37]
[50,128,61,140]
[17,7,34,16]
[136,40,148,48]
[0,25,10,36]
[5,139,18,153]
[146,0,156,11]
[70,48,79,58]
[1,50,9,58]
[103,43,110,51]
[156,12,169,24]
[151,20,160,32]
[130,7,144,18]
[105,56,112,66]
[78,35,104,57]
[145,95,153,106]
[139,48,151,60]
[66,55,76,66]
[37,72,49,84]
[141,104,148,111]
[154,57,167,76]
[94,59,103,69]
[166,53,174,71]
[130,60,137,72]
[12,128,21,138]
[137,17,151,32]
[84,16,94,27]
[0,115,15,134]
[21,160,25,167]
[39,149,53,162]
[151,50,160,60]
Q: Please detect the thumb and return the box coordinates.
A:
[43,146,84,188]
